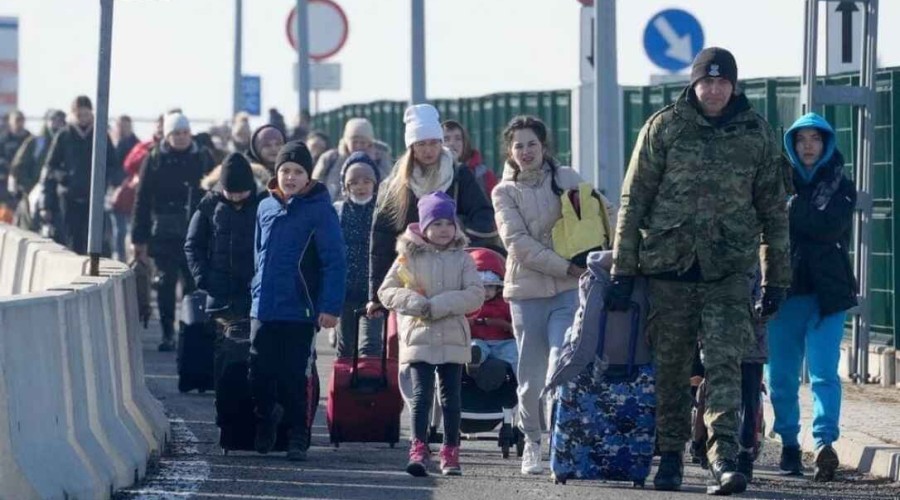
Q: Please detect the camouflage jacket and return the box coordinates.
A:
[612,90,791,288]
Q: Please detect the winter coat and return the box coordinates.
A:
[612,88,790,288]
[369,158,497,302]
[131,141,215,253]
[335,198,377,300]
[378,224,484,365]
[493,162,610,300]
[783,113,858,316]
[312,143,392,202]
[114,133,140,181]
[464,149,498,197]
[184,190,261,316]
[9,131,47,195]
[0,129,30,174]
[200,161,273,194]
[466,247,512,341]
[44,123,120,203]
[251,180,346,323]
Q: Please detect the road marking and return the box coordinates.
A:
[123,418,210,499]
[192,462,413,477]
[145,374,179,380]
[121,491,319,500]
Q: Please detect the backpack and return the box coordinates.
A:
[551,182,612,268]
[544,250,649,392]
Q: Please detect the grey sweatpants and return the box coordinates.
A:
[509,289,578,443]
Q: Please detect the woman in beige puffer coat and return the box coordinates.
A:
[492,115,615,475]
[378,191,483,477]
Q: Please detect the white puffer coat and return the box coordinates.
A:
[378,224,484,365]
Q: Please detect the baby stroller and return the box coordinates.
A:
[428,248,524,458]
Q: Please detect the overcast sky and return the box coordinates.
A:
[3,0,900,133]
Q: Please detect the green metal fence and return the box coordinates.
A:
[313,67,900,345]
[310,90,573,175]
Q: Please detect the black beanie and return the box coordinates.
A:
[220,153,255,192]
[690,47,738,88]
[275,140,314,176]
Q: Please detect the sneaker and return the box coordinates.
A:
[779,444,804,476]
[813,444,839,482]
[653,451,683,491]
[520,440,543,475]
[708,459,748,496]
[439,445,462,476]
[254,404,284,454]
[286,429,309,462]
[158,338,176,352]
[406,439,430,477]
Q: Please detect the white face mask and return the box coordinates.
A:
[349,194,373,205]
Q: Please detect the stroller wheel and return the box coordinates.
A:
[499,423,513,458]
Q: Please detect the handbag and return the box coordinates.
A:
[551,182,612,268]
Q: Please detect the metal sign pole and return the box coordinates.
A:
[87,0,114,276]
[297,0,311,118]
[594,0,622,201]
[233,0,243,116]
[411,0,426,104]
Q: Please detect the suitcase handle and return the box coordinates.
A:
[596,301,641,377]
[350,308,389,390]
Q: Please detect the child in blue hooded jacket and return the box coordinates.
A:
[250,140,347,461]
[766,113,857,482]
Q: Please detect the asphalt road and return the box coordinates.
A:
[117,319,900,500]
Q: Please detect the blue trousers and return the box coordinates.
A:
[765,295,845,449]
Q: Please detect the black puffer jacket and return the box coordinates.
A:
[184,190,260,316]
[368,163,496,302]
[788,151,858,316]
[132,141,215,253]
[43,124,120,201]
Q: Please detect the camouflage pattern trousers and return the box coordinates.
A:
[648,273,751,462]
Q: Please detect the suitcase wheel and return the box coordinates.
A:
[222,449,229,456]
[500,423,512,459]
[332,441,340,449]
[632,480,645,488]
[389,442,396,449]
[552,473,566,485]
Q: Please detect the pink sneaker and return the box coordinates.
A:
[439,444,462,476]
[406,439,430,477]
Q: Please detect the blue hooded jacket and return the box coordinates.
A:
[783,112,837,184]
[251,180,347,322]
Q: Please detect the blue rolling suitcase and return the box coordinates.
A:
[550,304,656,487]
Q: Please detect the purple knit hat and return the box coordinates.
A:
[418,191,457,231]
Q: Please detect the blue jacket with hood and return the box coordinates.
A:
[783,113,858,316]
[251,179,347,322]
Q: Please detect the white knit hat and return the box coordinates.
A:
[403,104,443,148]
[163,112,191,138]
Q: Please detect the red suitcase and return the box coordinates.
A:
[327,309,403,447]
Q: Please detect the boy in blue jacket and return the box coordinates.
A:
[250,140,347,461]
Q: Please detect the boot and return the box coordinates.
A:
[691,440,709,469]
[708,459,747,496]
[736,451,754,483]
[286,428,310,461]
[653,451,683,491]
[254,404,284,454]
[779,444,804,476]
[813,444,839,482]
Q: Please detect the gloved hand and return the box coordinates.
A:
[605,275,635,311]
[756,286,787,318]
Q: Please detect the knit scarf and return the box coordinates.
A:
[516,162,550,187]
[809,161,844,211]
[408,150,454,198]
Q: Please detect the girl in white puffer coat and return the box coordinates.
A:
[378,191,484,478]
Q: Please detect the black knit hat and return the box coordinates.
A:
[275,140,314,176]
[220,153,255,192]
[690,47,738,88]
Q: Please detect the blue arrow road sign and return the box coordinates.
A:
[643,9,704,73]
[241,75,261,116]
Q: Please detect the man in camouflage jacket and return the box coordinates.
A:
[607,47,790,494]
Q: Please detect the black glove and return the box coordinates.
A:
[756,286,787,318]
[605,275,635,311]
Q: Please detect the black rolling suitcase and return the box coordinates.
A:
[177,290,216,393]
[215,321,320,454]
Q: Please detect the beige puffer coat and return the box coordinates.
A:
[493,162,615,300]
[378,224,484,365]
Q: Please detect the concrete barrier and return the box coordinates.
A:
[0,225,170,499]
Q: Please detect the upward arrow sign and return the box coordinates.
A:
[836,1,859,64]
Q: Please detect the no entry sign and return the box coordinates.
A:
[286,0,349,62]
